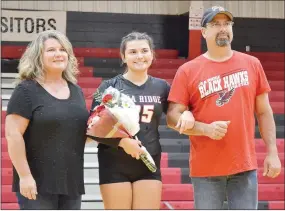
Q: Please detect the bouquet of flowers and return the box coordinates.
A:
[87,86,157,173]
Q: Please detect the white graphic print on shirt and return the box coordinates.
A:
[198,70,249,107]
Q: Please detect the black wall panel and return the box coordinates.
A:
[66,11,189,57]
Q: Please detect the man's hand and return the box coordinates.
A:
[205,121,230,140]
[176,110,195,134]
[263,153,281,178]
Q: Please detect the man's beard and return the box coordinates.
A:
[215,33,231,47]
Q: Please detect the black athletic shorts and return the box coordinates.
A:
[98,146,161,185]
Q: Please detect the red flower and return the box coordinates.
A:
[95,105,105,113]
[87,105,105,126]
[102,94,113,104]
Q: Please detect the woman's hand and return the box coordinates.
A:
[19,174,38,200]
[119,138,145,159]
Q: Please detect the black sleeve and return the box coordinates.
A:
[163,81,171,114]
[88,80,121,148]
[7,83,33,119]
[79,87,87,108]
[87,135,122,148]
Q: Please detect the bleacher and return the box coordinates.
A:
[1,46,284,209]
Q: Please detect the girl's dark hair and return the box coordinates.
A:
[120,31,155,70]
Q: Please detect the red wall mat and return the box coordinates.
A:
[73,48,120,58]
[265,71,284,81]
[1,46,178,59]
[262,61,285,72]
[268,201,285,209]
[269,91,285,102]
[2,168,13,185]
[85,99,93,110]
[78,67,94,77]
[161,152,168,168]
[77,77,102,83]
[2,111,6,122]
[77,78,102,88]
[1,203,19,210]
[77,84,100,89]
[255,139,284,153]
[269,81,284,91]
[161,201,195,209]
[188,30,202,60]
[154,49,179,59]
[1,124,5,138]
[2,152,13,168]
[73,48,178,59]
[162,184,194,201]
[257,184,284,201]
[82,88,98,98]
[161,168,181,184]
[151,59,188,69]
[1,185,17,202]
[245,52,285,63]
[77,57,84,67]
[1,46,26,59]
[270,102,284,114]
[148,69,177,79]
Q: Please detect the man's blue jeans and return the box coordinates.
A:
[16,192,82,210]
[191,170,258,209]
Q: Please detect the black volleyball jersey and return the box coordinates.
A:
[90,74,170,155]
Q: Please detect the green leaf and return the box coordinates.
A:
[93,90,102,102]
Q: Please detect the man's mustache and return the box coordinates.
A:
[216,33,230,38]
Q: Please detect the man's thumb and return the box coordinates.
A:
[175,118,181,128]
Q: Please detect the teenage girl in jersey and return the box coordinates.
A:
[89,32,192,209]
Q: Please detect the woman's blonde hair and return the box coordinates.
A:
[16,30,79,84]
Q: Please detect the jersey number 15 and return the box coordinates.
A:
[136,105,154,123]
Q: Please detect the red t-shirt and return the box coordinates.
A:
[168,51,271,177]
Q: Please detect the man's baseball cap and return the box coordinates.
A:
[201,6,234,27]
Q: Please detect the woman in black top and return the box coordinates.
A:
[89,32,191,209]
[5,30,89,209]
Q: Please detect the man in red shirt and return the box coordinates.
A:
[167,6,281,209]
